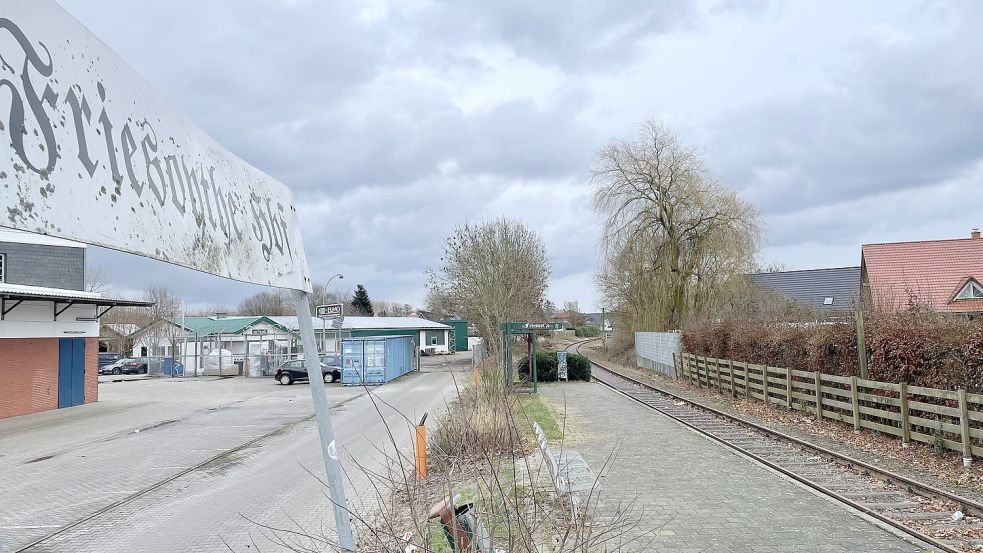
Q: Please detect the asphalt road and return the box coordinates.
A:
[0,355,470,552]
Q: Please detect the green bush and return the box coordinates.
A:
[517,351,591,382]
[574,325,601,337]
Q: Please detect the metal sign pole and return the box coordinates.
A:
[292,290,355,550]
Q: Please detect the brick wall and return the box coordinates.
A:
[0,241,85,290]
[0,338,59,419]
[0,337,99,419]
[85,337,98,404]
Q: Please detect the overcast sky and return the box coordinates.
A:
[58,0,983,313]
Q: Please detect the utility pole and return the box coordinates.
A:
[856,310,868,379]
[293,290,355,550]
[181,300,187,377]
[601,307,606,352]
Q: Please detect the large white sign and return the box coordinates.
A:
[0,2,311,291]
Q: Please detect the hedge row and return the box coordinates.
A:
[574,325,601,337]
[682,309,983,391]
[518,351,591,382]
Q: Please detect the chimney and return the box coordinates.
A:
[973,228,981,240]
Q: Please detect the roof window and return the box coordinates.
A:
[955,280,983,300]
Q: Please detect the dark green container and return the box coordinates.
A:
[439,320,469,352]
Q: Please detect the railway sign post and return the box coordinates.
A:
[500,322,563,394]
[317,303,344,319]
[317,303,343,353]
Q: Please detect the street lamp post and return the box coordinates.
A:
[323,273,343,353]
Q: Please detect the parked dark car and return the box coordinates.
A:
[98,352,122,368]
[99,357,149,375]
[274,356,341,385]
[99,357,129,375]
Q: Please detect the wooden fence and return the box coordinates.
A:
[675,352,983,461]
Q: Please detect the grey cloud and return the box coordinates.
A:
[52,0,983,309]
[401,0,699,71]
[706,9,983,217]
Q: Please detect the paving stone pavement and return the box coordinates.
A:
[0,357,468,552]
[540,382,934,552]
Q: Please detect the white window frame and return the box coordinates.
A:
[955,280,983,300]
[0,253,5,283]
[431,336,438,346]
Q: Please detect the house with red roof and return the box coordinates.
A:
[861,229,983,313]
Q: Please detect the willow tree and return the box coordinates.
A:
[428,218,551,356]
[592,121,759,332]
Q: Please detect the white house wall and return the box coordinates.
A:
[418,329,451,354]
[0,300,99,338]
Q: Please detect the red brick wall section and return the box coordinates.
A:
[85,337,98,404]
[0,338,59,419]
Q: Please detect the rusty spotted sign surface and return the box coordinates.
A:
[0,2,312,291]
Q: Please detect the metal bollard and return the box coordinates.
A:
[416,413,428,480]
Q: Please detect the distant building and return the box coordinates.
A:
[747,266,861,312]
[585,312,613,331]
[270,316,453,355]
[0,228,151,419]
[861,228,983,314]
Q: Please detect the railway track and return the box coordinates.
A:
[570,342,983,553]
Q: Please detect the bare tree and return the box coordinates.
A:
[428,218,551,356]
[237,290,293,316]
[85,265,111,295]
[141,285,184,358]
[592,121,760,333]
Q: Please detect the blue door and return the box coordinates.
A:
[58,338,86,408]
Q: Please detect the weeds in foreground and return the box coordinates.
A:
[240,359,650,552]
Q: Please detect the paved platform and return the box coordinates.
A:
[540,382,932,552]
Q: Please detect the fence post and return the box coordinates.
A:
[741,361,749,398]
[672,352,679,380]
[814,371,823,421]
[850,376,861,432]
[714,358,721,391]
[785,367,793,409]
[761,365,769,406]
[729,360,736,399]
[899,382,910,447]
[959,389,973,467]
[700,355,707,389]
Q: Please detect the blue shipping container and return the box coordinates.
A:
[341,335,416,386]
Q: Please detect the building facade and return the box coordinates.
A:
[0,229,150,419]
[862,229,983,314]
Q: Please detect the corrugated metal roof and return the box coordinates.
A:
[862,233,983,312]
[0,228,86,248]
[0,282,101,299]
[179,316,292,336]
[747,266,861,310]
[0,283,151,306]
[267,315,451,332]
